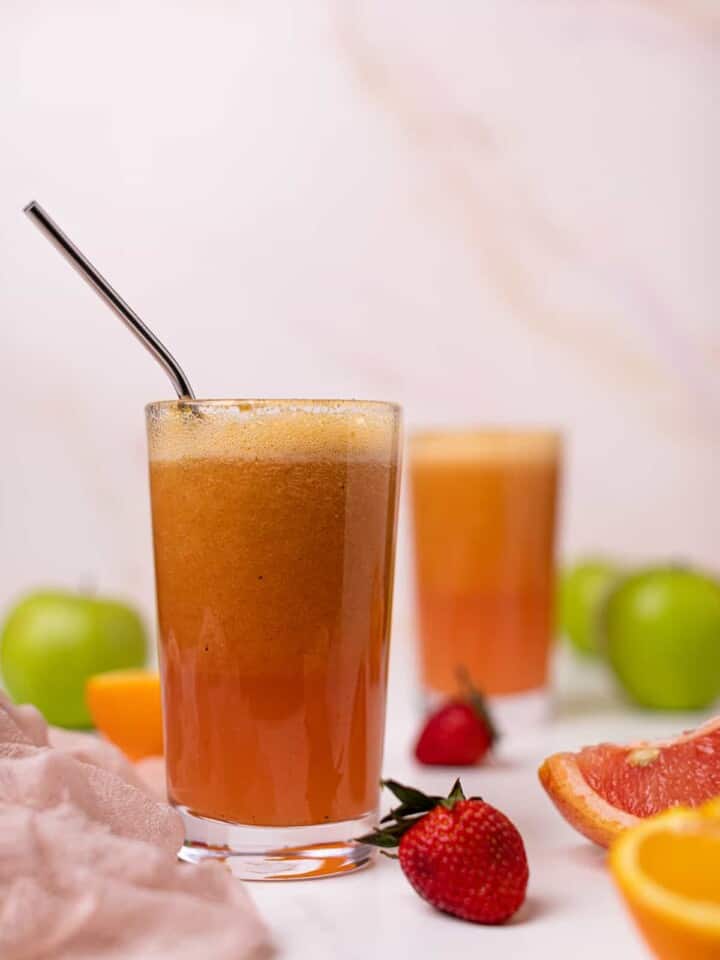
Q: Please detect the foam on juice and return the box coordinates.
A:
[147,400,399,464]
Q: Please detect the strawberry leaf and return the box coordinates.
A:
[358,780,469,848]
[381,780,444,813]
[440,778,467,809]
[357,828,403,848]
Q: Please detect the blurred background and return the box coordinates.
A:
[2,10,719,955]
[1,0,718,658]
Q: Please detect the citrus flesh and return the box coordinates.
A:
[610,802,720,960]
[86,669,163,761]
[539,716,720,847]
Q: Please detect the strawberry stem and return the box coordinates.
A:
[456,666,500,745]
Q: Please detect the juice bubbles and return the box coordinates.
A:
[410,431,560,699]
[146,401,401,838]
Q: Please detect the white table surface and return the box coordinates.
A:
[248,639,711,959]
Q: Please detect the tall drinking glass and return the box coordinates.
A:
[410,430,561,726]
[145,400,401,879]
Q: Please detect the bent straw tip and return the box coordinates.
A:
[23,200,40,215]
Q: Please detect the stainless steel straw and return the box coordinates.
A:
[23,201,195,400]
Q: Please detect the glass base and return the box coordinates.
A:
[176,806,378,881]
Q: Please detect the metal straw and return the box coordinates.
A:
[23,201,195,400]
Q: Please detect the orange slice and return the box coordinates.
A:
[86,669,163,761]
[610,801,720,960]
[539,716,720,847]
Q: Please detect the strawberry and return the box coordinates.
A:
[360,780,528,924]
[415,671,498,765]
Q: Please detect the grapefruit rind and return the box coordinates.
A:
[539,753,640,847]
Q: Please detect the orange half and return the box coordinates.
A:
[610,801,720,960]
[86,669,163,761]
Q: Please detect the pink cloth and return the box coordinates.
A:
[0,693,271,959]
[134,754,168,801]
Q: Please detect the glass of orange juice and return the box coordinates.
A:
[409,430,561,725]
[145,399,401,879]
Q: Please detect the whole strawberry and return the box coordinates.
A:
[361,780,528,924]
[415,673,498,766]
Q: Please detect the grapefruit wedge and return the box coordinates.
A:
[539,716,720,847]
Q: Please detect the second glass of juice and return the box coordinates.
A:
[410,430,561,723]
[146,399,401,879]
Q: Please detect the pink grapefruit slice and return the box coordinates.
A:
[539,716,720,847]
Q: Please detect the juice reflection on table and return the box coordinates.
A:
[410,430,561,700]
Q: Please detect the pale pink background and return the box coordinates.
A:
[1,0,718,639]
[1,9,718,955]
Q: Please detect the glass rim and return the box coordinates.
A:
[408,428,562,461]
[409,427,562,442]
[145,398,402,415]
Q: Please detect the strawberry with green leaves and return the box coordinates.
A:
[360,779,528,925]
[414,671,498,766]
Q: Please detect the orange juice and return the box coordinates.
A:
[146,401,401,850]
[410,431,560,698]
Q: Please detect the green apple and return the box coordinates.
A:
[1,590,147,728]
[558,558,622,656]
[603,567,720,710]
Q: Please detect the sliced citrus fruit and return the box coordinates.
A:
[539,716,720,847]
[610,801,720,960]
[86,669,163,761]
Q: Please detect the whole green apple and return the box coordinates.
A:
[1,590,147,728]
[603,567,720,710]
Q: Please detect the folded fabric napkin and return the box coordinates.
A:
[0,693,271,960]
